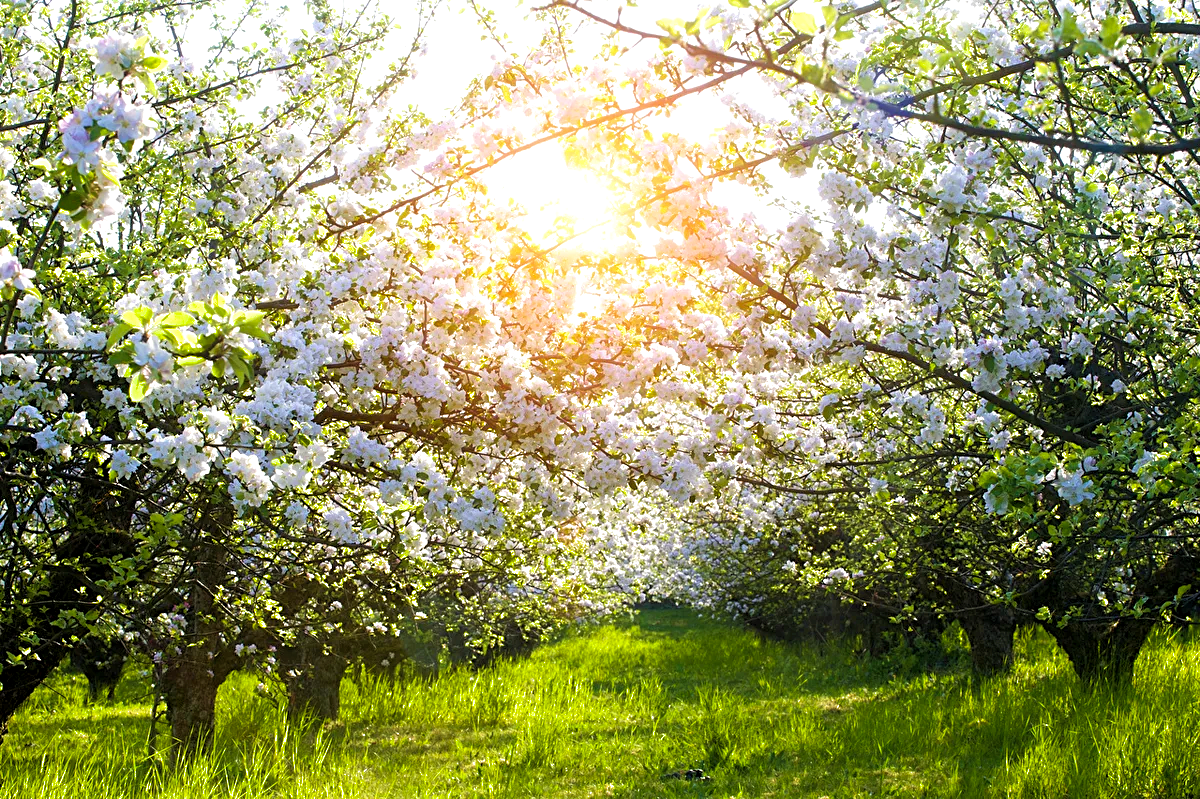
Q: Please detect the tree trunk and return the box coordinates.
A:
[0,644,66,744]
[1034,551,1199,688]
[1042,618,1153,687]
[71,636,127,702]
[284,641,346,723]
[935,578,1017,677]
[958,604,1017,677]
[0,474,135,740]
[163,656,225,757]
[163,502,238,762]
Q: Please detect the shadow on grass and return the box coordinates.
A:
[6,609,1200,799]
[587,607,940,703]
[5,695,150,768]
[568,610,1088,797]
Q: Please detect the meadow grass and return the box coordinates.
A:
[3,610,1200,798]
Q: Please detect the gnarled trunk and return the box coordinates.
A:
[1042,618,1152,687]
[71,636,127,702]
[1036,550,1199,688]
[0,644,66,744]
[163,503,238,762]
[936,577,1017,677]
[0,474,135,742]
[283,640,346,723]
[163,656,225,757]
[958,604,1017,677]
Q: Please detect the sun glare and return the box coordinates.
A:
[483,145,620,251]
[481,145,631,321]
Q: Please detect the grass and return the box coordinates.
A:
[4,610,1200,797]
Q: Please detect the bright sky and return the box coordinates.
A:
[405,1,707,109]
[181,0,818,255]
[397,1,810,234]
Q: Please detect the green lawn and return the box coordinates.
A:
[4,610,1200,798]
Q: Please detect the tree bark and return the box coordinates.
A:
[283,640,346,723]
[935,577,1017,677]
[71,636,127,702]
[957,604,1017,677]
[1041,617,1153,687]
[163,654,226,756]
[0,645,66,744]
[1037,550,1199,688]
[0,474,135,741]
[162,501,238,762]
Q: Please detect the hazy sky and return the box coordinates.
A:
[399,1,709,111]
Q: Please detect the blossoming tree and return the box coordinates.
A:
[6,0,1200,763]
[0,0,700,752]
[550,0,1200,684]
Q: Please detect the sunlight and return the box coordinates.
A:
[642,91,728,141]
[482,144,620,252]
[481,144,626,321]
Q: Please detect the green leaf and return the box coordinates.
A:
[232,309,265,327]
[657,17,683,36]
[99,161,121,185]
[119,307,153,329]
[728,0,751,7]
[233,310,271,341]
[1057,13,1082,43]
[821,5,837,26]
[157,328,185,348]
[157,311,195,328]
[228,353,254,387]
[107,347,135,367]
[141,55,167,71]
[129,373,149,402]
[171,330,200,350]
[30,157,53,173]
[105,323,134,350]
[1132,108,1153,137]
[791,11,817,34]
[58,190,84,213]
[800,63,826,86]
[1099,15,1123,49]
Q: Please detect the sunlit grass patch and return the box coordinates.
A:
[5,614,1200,797]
